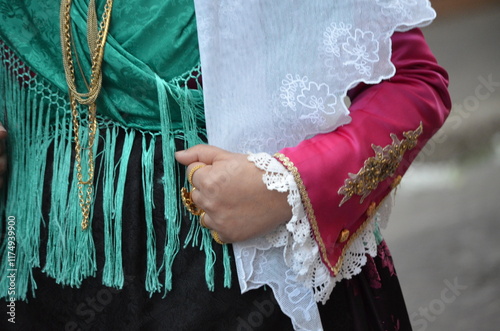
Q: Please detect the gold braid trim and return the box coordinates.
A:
[338,123,423,206]
[273,153,338,274]
[273,154,395,275]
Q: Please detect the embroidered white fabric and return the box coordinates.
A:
[194,0,435,329]
[236,153,394,330]
[195,0,435,155]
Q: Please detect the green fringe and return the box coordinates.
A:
[0,56,232,300]
[108,128,134,287]
[101,127,135,288]
[102,127,118,286]
[0,67,52,299]
[163,75,232,291]
[142,134,162,294]
[156,74,180,294]
[222,244,232,288]
[44,117,97,287]
[0,60,7,259]
[44,108,73,282]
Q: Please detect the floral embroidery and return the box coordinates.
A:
[338,123,423,206]
[297,82,337,115]
[323,23,379,78]
[376,0,417,18]
[342,30,379,76]
[279,75,337,126]
[279,74,309,111]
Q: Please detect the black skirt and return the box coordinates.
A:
[2,132,412,331]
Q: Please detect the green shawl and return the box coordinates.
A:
[0,0,230,300]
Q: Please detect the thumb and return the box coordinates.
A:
[175,144,227,166]
[0,122,7,140]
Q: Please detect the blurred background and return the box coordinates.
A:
[383,0,500,330]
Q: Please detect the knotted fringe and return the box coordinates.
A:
[0,54,98,298]
[156,73,232,293]
[155,74,180,294]
[101,127,135,288]
[43,109,97,288]
[165,74,217,291]
[101,127,118,286]
[0,63,50,299]
[169,72,232,290]
[142,134,161,294]
[0,49,232,300]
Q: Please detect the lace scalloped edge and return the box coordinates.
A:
[248,152,392,304]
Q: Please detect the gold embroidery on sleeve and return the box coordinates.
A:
[338,123,423,206]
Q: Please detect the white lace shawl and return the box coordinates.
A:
[193,1,435,330]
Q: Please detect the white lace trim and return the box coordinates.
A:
[250,153,333,304]
[233,153,394,329]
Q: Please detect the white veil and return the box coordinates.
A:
[194,1,435,329]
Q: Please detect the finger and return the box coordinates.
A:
[200,211,213,230]
[0,156,7,175]
[211,230,228,245]
[193,203,230,244]
[0,140,6,155]
[0,123,7,140]
[188,186,205,214]
[186,162,209,188]
[175,144,226,166]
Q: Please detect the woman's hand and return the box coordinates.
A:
[0,123,7,189]
[175,145,292,243]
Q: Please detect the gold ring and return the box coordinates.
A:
[188,164,206,188]
[211,230,225,245]
[199,211,208,229]
[180,187,203,216]
[189,187,197,201]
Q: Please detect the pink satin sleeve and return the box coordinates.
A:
[277,28,452,276]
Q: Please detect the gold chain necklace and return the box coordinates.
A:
[60,0,113,230]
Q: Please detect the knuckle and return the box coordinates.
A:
[198,174,213,188]
[211,214,225,228]
[0,158,7,174]
[201,198,216,213]
[203,180,222,196]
